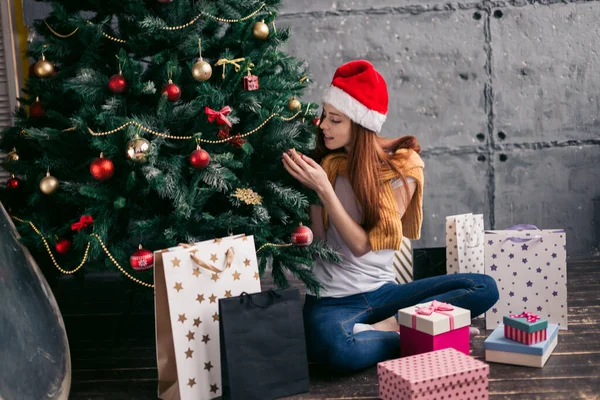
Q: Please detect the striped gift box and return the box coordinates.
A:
[504,324,547,345]
[391,238,413,284]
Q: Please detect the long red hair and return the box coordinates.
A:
[313,121,421,232]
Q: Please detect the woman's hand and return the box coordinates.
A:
[282,149,331,195]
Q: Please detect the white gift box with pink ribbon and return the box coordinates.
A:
[397,301,471,356]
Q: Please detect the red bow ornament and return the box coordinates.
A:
[71,215,94,232]
[205,106,232,128]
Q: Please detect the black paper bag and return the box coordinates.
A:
[218,287,310,400]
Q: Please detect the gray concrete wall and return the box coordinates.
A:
[18,0,600,256]
[280,1,600,257]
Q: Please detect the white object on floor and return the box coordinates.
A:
[469,327,480,337]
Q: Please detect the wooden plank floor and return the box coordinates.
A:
[58,258,600,400]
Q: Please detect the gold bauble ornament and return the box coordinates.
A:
[6,148,19,162]
[40,171,59,195]
[192,58,212,81]
[34,55,55,78]
[252,20,269,40]
[288,97,301,111]
[126,136,151,163]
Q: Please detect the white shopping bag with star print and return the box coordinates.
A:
[446,213,485,275]
[484,225,567,331]
[154,234,262,400]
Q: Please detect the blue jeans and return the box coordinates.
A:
[303,273,499,373]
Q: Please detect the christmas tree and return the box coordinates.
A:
[0,0,338,293]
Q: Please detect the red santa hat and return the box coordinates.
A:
[321,60,388,133]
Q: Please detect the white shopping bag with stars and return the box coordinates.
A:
[154,234,262,400]
[484,225,567,331]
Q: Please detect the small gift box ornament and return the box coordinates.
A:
[243,74,259,91]
[503,311,548,345]
[397,300,471,357]
[378,348,489,400]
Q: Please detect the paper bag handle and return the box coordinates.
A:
[507,224,539,231]
[239,289,281,309]
[181,244,235,273]
[465,214,482,248]
[505,235,543,243]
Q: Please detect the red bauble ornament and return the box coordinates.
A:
[55,238,72,254]
[108,73,127,93]
[90,153,115,181]
[291,223,313,247]
[189,146,210,169]
[30,101,45,118]
[130,245,154,271]
[313,117,321,126]
[6,175,20,189]
[162,80,181,102]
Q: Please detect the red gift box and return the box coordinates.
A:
[243,75,259,91]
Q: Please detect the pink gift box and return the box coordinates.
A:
[378,348,489,400]
[398,300,471,357]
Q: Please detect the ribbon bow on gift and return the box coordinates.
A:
[205,106,232,128]
[510,311,540,323]
[71,215,94,232]
[412,300,456,330]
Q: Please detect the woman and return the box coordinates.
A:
[282,60,498,373]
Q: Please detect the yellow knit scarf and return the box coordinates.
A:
[320,149,424,251]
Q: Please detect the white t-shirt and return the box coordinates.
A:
[308,175,415,298]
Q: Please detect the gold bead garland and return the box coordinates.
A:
[46,5,267,43]
[11,216,90,274]
[256,243,293,253]
[91,233,154,288]
[43,20,79,38]
[86,110,301,143]
[11,216,154,287]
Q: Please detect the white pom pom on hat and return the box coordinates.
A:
[321,60,388,133]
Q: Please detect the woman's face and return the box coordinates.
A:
[320,104,352,152]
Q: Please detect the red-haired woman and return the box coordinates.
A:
[283,60,498,373]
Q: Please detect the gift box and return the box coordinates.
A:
[398,300,471,357]
[503,311,548,345]
[378,348,489,400]
[485,323,558,368]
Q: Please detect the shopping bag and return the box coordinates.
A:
[390,238,413,284]
[446,213,485,274]
[154,234,262,400]
[219,287,310,400]
[484,225,567,330]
